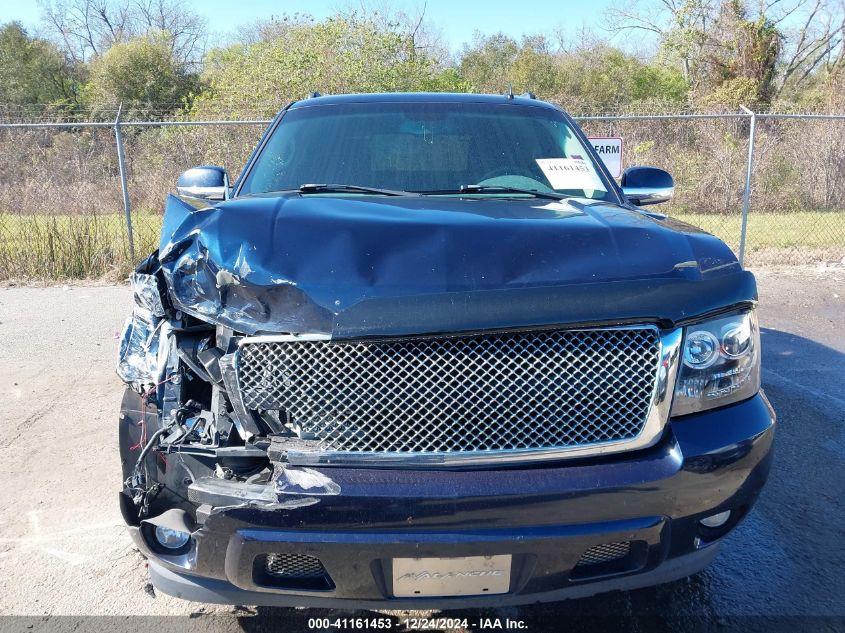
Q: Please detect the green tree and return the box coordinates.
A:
[82,32,198,113]
[0,22,78,105]
[195,16,468,117]
[458,33,688,112]
[458,33,566,96]
[553,46,688,112]
[458,33,521,93]
[699,3,781,107]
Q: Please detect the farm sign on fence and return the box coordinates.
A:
[589,137,623,178]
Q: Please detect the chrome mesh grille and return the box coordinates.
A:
[265,553,327,579]
[575,542,632,567]
[237,327,660,453]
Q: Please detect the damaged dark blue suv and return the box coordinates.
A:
[117,92,775,608]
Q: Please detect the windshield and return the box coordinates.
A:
[238,101,617,201]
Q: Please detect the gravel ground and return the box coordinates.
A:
[0,268,842,630]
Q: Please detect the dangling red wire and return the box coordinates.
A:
[129,375,176,451]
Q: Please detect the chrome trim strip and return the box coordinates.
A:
[239,333,332,345]
[622,186,674,206]
[219,352,260,438]
[258,326,684,468]
[176,185,226,199]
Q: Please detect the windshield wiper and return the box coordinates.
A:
[419,185,569,200]
[299,183,419,196]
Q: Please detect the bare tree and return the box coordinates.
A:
[551,24,602,55]
[605,0,716,82]
[39,0,129,62]
[336,0,451,64]
[38,0,207,65]
[606,0,844,101]
[130,0,207,66]
[770,0,844,96]
[234,13,314,46]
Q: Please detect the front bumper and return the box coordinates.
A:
[128,392,775,608]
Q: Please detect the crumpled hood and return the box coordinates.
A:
[158,193,754,337]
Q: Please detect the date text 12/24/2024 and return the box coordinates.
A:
[307,617,529,630]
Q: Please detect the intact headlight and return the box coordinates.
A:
[671,310,760,416]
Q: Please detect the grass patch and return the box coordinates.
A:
[0,212,161,280]
[672,210,845,251]
[0,209,842,280]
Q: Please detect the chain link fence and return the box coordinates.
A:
[1,107,843,281]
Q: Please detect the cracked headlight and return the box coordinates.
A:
[671,310,760,416]
[116,308,161,387]
[130,272,165,317]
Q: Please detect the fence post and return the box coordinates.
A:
[738,105,756,266]
[114,103,135,262]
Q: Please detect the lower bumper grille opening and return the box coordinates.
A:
[571,541,645,580]
[576,541,631,567]
[255,553,334,591]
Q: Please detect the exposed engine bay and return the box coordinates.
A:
[117,254,341,533]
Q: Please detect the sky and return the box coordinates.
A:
[0,0,633,52]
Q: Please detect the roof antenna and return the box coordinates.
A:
[506,83,514,100]
[307,91,322,99]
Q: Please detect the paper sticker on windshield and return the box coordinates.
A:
[536,158,606,192]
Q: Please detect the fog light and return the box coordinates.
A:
[699,510,731,528]
[154,526,191,550]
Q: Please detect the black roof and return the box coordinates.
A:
[287,92,560,112]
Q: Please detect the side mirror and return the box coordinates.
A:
[621,166,674,206]
[176,166,229,201]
